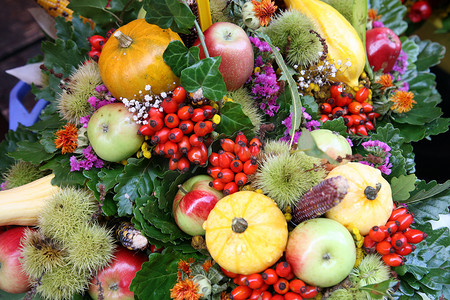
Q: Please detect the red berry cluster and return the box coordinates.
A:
[87,29,115,62]
[320,83,380,136]
[222,260,319,300]
[363,204,426,267]
[138,86,218,173]
[207,132,261,195]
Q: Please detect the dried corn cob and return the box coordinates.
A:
[115,221,148,251]
[36,0,94,27]
[36,0,74,20]
[179,0,199,48]
[291,176,348,225]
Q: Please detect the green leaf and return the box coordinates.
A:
[68,0,117,26]
[409,36,446,72]
[163,41,200,77]
[55,15,93,52]
[8,140,55,164]
[143,0,195,34]
[97,166,124,192]
[390,174,417,201]
[371,123,405,150]
[155,170,194,212]
[181,57,227,101]
[0,127,39,173]
[215,101,254,137]
[41,156,87,187]
[406,180,450,203]
[320,118,348,136]
[360,279,398,299]
[130,249,190,300]
[369,0,408,35]
[42,39,85,76]
[114,158,163,216]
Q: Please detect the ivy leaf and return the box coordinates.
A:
[181,57,227,101]
[67,0,115,26]
[143,0,195,34]
[215,102,254,137]
[409,36,446,72]
[114,158,163,216]
[163,40,200,77]
[130,249,190,300]
[390,174,417,201]
[369,0,408,35]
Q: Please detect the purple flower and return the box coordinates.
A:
[305,120,320,131]
[95,84,108,93]
[249,36,272,53]
[346,138,353,147]
[88,96,98,108]
[392,50,408,75]
[0,181,8,191]
[80,115,90,128]
[361,140,392,175]
[373,21,385,28]
[70,156,80,172]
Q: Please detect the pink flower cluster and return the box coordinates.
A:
[360,140,392,175]
[80,84,116,128]
[280,108,320,143]
[70,146,104,172]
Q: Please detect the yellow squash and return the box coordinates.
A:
[325,163,393,235]
[98,19,182,101]
[0,174,61,226]
[203,191,288,275]
[284,0,365,88]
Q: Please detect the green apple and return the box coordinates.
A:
[87,102,143,162]
[285,218,356,288]
[310,129,352,161]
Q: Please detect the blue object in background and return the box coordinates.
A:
[9,81,49,131]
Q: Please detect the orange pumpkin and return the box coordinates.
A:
[98,19,182,100]
[203,191,288,275]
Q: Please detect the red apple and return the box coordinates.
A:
[366,27,401,73]
[409,1,432,23]
[0,226,33,293]
[173,175,224,236]
[194,22,254,91]
[88,246,148,300]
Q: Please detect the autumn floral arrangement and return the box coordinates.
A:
[0,0,448,300]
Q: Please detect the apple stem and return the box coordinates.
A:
[178,184,189,195]
[194,20,210,58]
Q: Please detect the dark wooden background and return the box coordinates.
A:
[0,0,448,182]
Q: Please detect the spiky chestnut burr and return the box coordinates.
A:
[291,176,348,225]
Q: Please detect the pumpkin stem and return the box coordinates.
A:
[364,183,382,200]
[113,30,133,48]
[231,217,248,233]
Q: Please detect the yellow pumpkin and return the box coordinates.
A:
[325,162,393,235]
[98,19,182,100]
[284,0,365,88]
[203,191,288,275]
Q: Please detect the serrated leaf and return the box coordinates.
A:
[163,40,200,77]
[215,101,254,137]
[320,118,348,136]
[390,174,417,201]
[181,57,227,101]
[97,165,124,192]
[8,140,56,164]
[409,36,446,72]
[0,127,39,173]
[55,15,93,52]
[130,250,185,299]
[143,0,195,34]
[156,170,194,212]
[371,123,405,150]
[114,158,162,216]
[41,155,87,187]
[369,0,408,35]
[405,180,450,203]
[133,205,174,243]
[41,39,85,76]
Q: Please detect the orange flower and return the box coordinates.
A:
[202,259,213,273]
[178,258,195,277]
[376,74,394,91]
[54,123,78,154]
[368,8,381,22]
[252,0,277,27]
[170,278,201,300]
[390,90,416,113]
